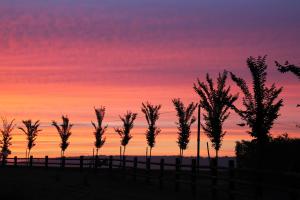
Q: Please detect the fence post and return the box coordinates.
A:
[228,160,235,200]
[175,158,181,192]
[159,158,165,190]
[94,155,98,173]
[109,156,113,176]
[14,156,17,167]
[122,156,126,178]
[210,158,217,200]
[133,157,138,181]
[146,158,151,183]
[45,156,48,169]
[80,156,84,172]
[1,157,5,167]
[61,156,65,169]
[29,156,33,168]
[191,159,196,196]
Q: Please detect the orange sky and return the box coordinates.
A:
[0,0,299,157]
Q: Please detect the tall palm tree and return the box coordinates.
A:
[0,118,15,160]
[193,71,238,162]
[115,111,137,159]
[172,98,197,158]
[230,56,283,143]
[230,56,283,168]
[141,102,161,159]
[52,116,73,157]
[275,61,300,79]
[91,107,107,156]
[18,120,42,159]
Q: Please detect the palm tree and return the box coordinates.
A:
[230,56,283,167]
[18,120,42,159]
[141,102,161,159]
[230,56,283,143]
[91,107,107,156]
[194,71,238,162]
[172,98,197,158]
[275,61,300,79]
[0,118,15,160]
[115,111,137,159]
[52,116,73,157]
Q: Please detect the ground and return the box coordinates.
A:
[0,167,201,200]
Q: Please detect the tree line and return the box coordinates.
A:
[0,56,299,166]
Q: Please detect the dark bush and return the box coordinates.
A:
[236,134,300,171]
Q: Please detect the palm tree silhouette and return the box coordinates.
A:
[230,56,283,143]
[275,61,300,79]
[141,102,161,160]
[0,118,15,160]
[172,98,197,158]
[230,56,283,167]
[194,71,238,163]
[52,116,73,157]
[115,111,137,159]
[91,107,107,156]
[18,120,42,159]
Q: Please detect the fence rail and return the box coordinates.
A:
[1,156,299,200]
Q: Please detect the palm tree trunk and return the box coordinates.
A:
[215,149,219,167]
[123,145,126,159]
[149,147,152,160]
[25,149,28,166]
[28,149,31,160]
[96,148,99,157]
[179,148,181,157]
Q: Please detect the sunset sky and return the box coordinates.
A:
[0,0,299,157]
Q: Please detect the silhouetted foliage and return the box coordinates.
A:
[230,56,283,144]
[52,116,73,157]
[172,98,197,157]
[0,118,15,160]
[236,134,300,171]
[18,120,41,159]
[275,61,300,79]
[194,71,238,162]
[141,102,161,159]
[115,111,137,158]
[91,106,107,156]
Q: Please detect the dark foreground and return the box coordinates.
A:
[0,166,298,200]
[0,167,200,200]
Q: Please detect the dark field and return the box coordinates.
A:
[0,165,298,200]
[0,167,201,200]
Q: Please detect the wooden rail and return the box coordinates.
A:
[1,156,299,200]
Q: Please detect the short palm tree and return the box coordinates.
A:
[18,120,42,159]
[0,118,15,160]
[172,98,197,158]
[194,71,238,162]
[141,102,161,159]
[91,107,107,156]
[115,111,137,159]
[52,116,73,157]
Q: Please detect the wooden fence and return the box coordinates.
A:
[1,156,300,200]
